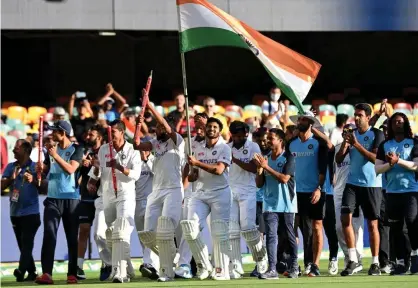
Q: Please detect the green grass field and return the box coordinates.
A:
[1,259,418,288]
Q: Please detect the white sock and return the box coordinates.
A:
[77,258,84,269]
[372,256,379,264]
[348,248,358,263]
[411,250,418,256]
[396,259,405,266]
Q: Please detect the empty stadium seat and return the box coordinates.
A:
[218,100,234,107]
[225,105,243,116]
[27,106,47,124]
[319,104,337,115]
[243,110,261,121]
[0,124,12,136]
[7,106,27,122]
[321,115,336,125]
[214,105,226,115]
[414,103,418,116]
[193,105,205,113]
[320,110,335,117]
[5,135,18,162]
[303,104,312,112]
[1,108,8,116]
[244,105,262,115]
[252,94,269,106]
[224,110,241,121]
[388,98,405,106]
[2,101,18,109]
[6,118,22,129]
[154,105,165,116]
[287,105,299,116]
[393,108,412,116]
[161,100,175,108]
[394,103,413,112]
[167,106,177,113]
[337,104,355,117]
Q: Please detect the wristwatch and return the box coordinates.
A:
[317,185,322,191]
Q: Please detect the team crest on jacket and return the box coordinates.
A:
[404,143,410,148]
[364,136,369,141]
[243,149,248,154]
[277,162,283,168]
[212,151,217,155]
[308,144,313,149]
[65,152,70,156]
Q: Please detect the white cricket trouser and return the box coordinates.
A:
[93,197,112,266]
[230,189,257,230]
[135,199,160,269]
[104,199,136,227]
[144,188,183,231]
[188,188,232,230]
[177,197,193,266]
[334,188,364,260]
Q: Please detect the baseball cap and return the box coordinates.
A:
[48,120,73,136]
[105,97,115,104]
[53,107,66,116]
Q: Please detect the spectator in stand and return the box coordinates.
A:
[167,91,186,123]
[330,114,349,146]
[69,95,96,144]
[97,83,127,122]
[1,136,8,174]
[1,140,40,282]
[53,107,66,122]
[261,87,285,129]
[91,105,108,128]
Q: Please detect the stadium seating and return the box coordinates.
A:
[218,100,234,107]
[394,102,413,112]
[224,110,241,121]
[319,104,337,115]
[193,105,205,113]
[214,105,226,115]
[167,105,176,113]
[287,105,299,116]
[225,105,243,116]
[7,106,27,123]
[27,106,47,124]
[1,101,19,109]
[244,105,262,115]
[414,103,418,115]
[243,110,261,121]
[373,102,394,115]
[161,100,175,108]
[337,104,355,117]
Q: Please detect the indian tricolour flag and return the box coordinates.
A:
[177,0,321,112]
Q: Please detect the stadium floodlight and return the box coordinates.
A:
[99,31,116,36]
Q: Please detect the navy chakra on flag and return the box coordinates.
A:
[212,151,217,155]
[238,34,260,56]
[243,149,248,155]
[308,144,314,149]
[364,136,369,141]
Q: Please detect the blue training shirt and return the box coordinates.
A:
[324,150,335,195]
[347,127,384,187]
[263,150,297,213]
[256,150,271,202]
[44,143,83,199]
[3,160,40,217]
[376,138,418,193]
[288,135,328,193]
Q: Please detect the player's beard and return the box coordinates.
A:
[195,135,205,142]
[232,139,246,149]
[297,123,309,132]
[206,132,219,139]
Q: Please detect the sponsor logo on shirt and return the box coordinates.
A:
[292,151,314,157]
[237,157,250,163]
[337,161,349,168]
[141,171,150,176]
[201,159,217,164]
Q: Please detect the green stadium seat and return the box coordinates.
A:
[319,104,337,115]
[337,104,355,117]
[244,105,262,115]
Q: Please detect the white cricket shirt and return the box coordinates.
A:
[228,139,260,192]
[150,133,185,191]
[89,141,141,202]
[184,136,206,197]
[194,138,232,192]
[135,154,154,201]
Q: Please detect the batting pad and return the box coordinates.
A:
[180,220,212,271]
[241,228,267,264]
[229,220,244,275]
[105,227,113,253]
[112,218,133,279]
[156,216,176,279]
[211,220,231,279]
[138,231,159,256]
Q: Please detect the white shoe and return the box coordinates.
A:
[174,264,192,279]
[112,275,130,283]
[229,268,242,279]
[157,276,174,282]
[328,259,338,275]
[304,263,312,275]
[257,259,268,274]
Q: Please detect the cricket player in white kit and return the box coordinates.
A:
[333,124,364,266]
[181,117,232,281]
[134,137,160,280]
[136,99,185,282]
[87,120,141,283]
[175,113,208,279]
[228,121,268,278]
